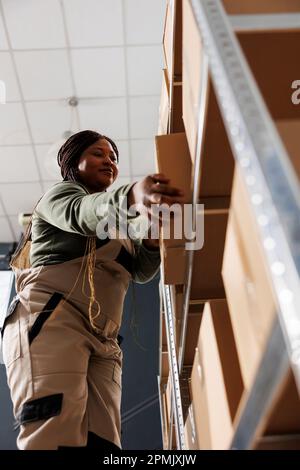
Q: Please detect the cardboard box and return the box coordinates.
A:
[158,70,169,136]
[222,170,277,388]
[163,0,182,79]
[264,370,300,435]
[160,245,187,285]
[161,348,169,379]
[223,0,300,14]
[158,69,184,135]
[254,435,300,450]
[189,300,243,449]
[234,369,300,446]
[189,347,211,449]
[182,0,235,196]
[155,132,192,284]
[178,310,203,366]
[238,30,300,120]
[170,284,184,320]
[155,132,192,207]
[190,206,229,301]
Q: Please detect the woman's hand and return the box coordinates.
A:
[128,173,185,247]
[128,173,184,217]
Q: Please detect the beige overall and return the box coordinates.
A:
[2,238,134,450]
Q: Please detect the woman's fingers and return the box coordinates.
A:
[148,193,184,205]
[150,173,170,184]
[151,182,184,197]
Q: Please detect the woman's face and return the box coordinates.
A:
[77,138,119,192]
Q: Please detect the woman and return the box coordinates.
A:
[2,130,183,450]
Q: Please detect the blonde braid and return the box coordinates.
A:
[81,236,102,333]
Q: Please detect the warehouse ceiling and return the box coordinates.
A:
[0,0,165,242]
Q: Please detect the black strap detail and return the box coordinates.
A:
[17,393,63,426]
[28,292,63,345]
[115,245,133,275]
[117,334,123,346]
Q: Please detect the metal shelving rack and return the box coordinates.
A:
[159,0,300,450]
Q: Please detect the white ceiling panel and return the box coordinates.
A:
[115,140,130,176]
[0,14,8,50]
[35,144,62,182]
[0,216,14,242]
[0,146,39,183]
[127,45,163,96]
[129,96,160,139]
[8,215,22,241]
[131,139,156,176]
[0,52,20,101]
[63,0,124,47]
[26,101,75,144]
[15,50,73,101]
[0,182,43,216]
[0,102,30,145]
[79,98,128,140]
[2,0,66,49]
[125,0,166,45]
[71,48,126,97]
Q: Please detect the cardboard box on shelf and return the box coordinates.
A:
[161,348,169,380]
[158,69,169,136]
[254,435,300,450]
[158,69,184,136]
[183,81,235,197]
[237,30,300,121]
[190,206,229,301]
[155,132,192,284]
[189,347,211,449]
[222,0,300,14]
[222,170,300,440]
[170,284,184,320]
[155,132,192,207]
[161,311,168,349]
[189,300,243,449]
[183,3,300,197]
[160,245,187,285]
[235,369,300,445]
[222,169,277,388]
[163,0,182,80]
[263,370,300,436]
[182,0,235,197]
[177,310,203,366]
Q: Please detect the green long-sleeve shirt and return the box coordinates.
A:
[30,181,160,283]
